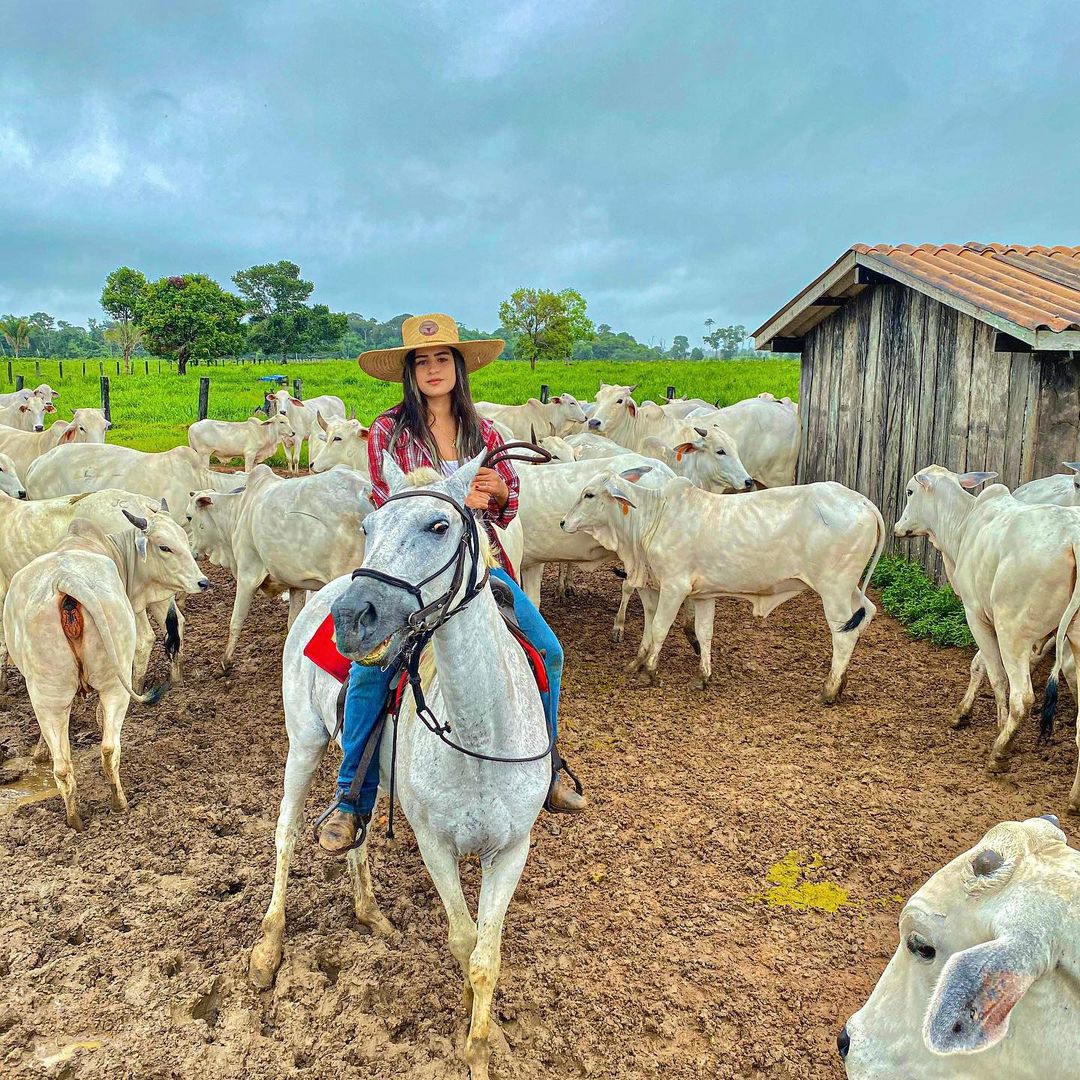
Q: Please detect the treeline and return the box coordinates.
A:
[1,261,770,372]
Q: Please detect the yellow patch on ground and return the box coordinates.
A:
[756,851,850,913]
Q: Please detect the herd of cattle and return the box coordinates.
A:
[1,378,1078,1076]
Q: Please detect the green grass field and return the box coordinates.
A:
[4,357,800,459]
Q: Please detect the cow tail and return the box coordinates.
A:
[841,500,887,633]
[1040,543,1080,741]
[56,578,166,706]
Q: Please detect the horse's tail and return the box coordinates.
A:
[1041,543,1080,740]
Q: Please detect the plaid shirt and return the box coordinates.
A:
[367,405,521,576]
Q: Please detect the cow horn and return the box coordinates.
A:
[693,426,708,437]
[530,424,537,446]
[972,849,1005,876]
[122,508,149,531]
[159,497,169,513]
[349,406,356,421]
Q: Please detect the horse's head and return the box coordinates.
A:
[331,449,489,665]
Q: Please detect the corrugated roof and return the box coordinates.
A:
[753,243,1080,350]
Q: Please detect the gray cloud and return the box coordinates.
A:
[1,0,1077,345]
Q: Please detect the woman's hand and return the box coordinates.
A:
[467,466,508,510]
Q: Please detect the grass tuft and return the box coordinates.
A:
[870,556,973,648]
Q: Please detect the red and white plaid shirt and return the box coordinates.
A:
[366,405,521,577]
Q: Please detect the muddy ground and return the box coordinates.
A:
[1,561,1076,1079]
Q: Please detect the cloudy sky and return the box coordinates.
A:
[1,0,1077,345]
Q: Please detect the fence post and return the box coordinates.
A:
[158,361,162,374]
[293,378,303,400]
[58,361,63,381]
[100,376,111,422]
[198,377,210,421]
[15,374,24,391]
[116,361,121,376]
[98,361,104,377]
[82,361,86,376]
[666,385,676,400]
[5,360,10,384]
[539,384,550,403]
[145,360,149,375]
[35,360,40,380]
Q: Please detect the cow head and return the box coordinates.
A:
[561,467,647,535]
[66,408,112,443]
[648,425,755,493]
[18,397,47,431]
[894,466,997,541]
[122,506,209,600]
[549,393,588,433]
[0,452,26,499]
[840,817,1076,1077]
[310,418,370,474]
[588,393,637,433]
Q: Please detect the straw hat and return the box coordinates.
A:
[357,313,505,383]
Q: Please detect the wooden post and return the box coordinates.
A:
[98,361,104,377]
[198,377,210,421]
[116,361,121,376]
[82,361,86,376]
[58,361,63,380]
[666,385,676,400]
[539,384,550,403]
[15,374,24,391]
[5,360,11,384]
[100,376,111,422]
[34,360,40,379]
[145,360,149,375]
[293,378,303,399]
[158,361,162,374]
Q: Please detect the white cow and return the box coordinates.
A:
[0,384,59,409]
[0,452,25,499]
[475,395,589,441]
[0,409,110,478]
[309,415,371,476]
[537,436,577,462]
[0,489,188,692]
[266,389,346,472]
[0,395,50,432]
[956,463,1080,726]
[562,471,884,695]
[840,815,1080,1079]
[4,512,208,830]
[187,413,295,472]
[895,466,1080,807]
[562,432,623,460]
[26,443,243,524]
[660,397,713,419]
[685,396,801,487]
[185,464,373,670]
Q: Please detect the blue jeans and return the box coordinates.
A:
[335,567,563,815]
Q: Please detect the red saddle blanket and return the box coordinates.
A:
[302,613,550,698]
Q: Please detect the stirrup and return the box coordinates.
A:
[313,800,371,852]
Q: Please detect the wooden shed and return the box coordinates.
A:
[752,243,1080,577]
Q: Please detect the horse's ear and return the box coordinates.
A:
[445,449,486,504]
[382,453,408,496]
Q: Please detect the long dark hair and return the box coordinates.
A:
[392,347,485,464]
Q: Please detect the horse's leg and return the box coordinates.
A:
[346,829,394,936]
[249,728,328,988]
[466,836,531,1080]
[413,824,477,1012]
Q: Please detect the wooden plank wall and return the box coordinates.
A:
[796,281,1079,583]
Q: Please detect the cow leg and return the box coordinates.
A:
[638,584,686,685]
[955,650,987,729]
[250,729,328,989]
[680,597,700,654]
[412,821,477,1013]
[818,588,868,704]
[286,589,308,629]
[1067,633,1080,813]
[965,616,1009,736]
[557,563,574,599]
[987,634,1034,770]
[223,576,261,672]
[628,587,659,672]
[346,831,394,936]
[612,579,635,643]
[521,563,544,608]
[691,598,715,689]
[33,698,82,830]
[132,610,155,695]
[0,586,7,694]
[97,684,131,812]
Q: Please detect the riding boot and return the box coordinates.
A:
[546,773,588,814]
[315,806,371,857]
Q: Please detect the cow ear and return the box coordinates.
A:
[626,401,637,418]
[289,397,303,406]
[923,936,1043,1055]
[382,453,409,496]
[18,404,28,413]
[45,403,56,413]
[603,478,637,514]
[958,471,998,490]
[358,425,370,440]
[195,495,214,509]
[134,534,148,558]
[673,441,698,460]
[914,472,932,490]
[552,395,562,404]
[1063,461,1080,475]
[619,466,653,483]
[59,424,77,443]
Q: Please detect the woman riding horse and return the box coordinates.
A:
[316,313,587,854]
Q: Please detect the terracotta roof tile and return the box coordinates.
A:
[851,243,1080,332]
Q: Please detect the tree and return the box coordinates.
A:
[715,324,748,359]
[101,267,148,373]
[498,287,595,370]
[690,346,705,360]
[232,260,313,320]
[669,335,689,359]
[104,322,144,367]
[0,317,31,357]
[136,274,246,374]
[28,312,55,356]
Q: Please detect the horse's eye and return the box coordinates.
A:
[906,932,936,962]
[431,520,449,534]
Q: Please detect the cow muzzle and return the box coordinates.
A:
[588,418,601,430]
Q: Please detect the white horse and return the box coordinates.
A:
[250,451,550,1080]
